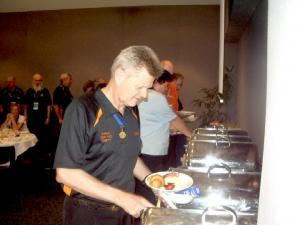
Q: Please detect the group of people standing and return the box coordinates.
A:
[0,73,73,157]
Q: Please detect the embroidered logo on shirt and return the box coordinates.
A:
[93,108,103,127]
[100,132,112,142]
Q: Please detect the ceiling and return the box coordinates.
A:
[0,0,261,42]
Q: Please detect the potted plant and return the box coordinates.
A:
[193,66,234,127]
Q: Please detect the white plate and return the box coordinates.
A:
[145,171,193,192]
[184,115,198,122]
[177,110,196,118]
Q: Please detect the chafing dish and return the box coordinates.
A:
[141,207,257,225]
[193,126,249,137]
[171,167,260,213]
[183,140,259,172]
[191,132,252,143]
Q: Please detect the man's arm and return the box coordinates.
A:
[170,116,192,138]
[133,157,152,182]
[56,168,153,218]
[53,104,63,124]
[45,105,51,125]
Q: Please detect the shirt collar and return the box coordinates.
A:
[95,90,130,117]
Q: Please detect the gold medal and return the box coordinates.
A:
[119,130,126,139]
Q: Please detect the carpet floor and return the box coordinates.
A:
[0,168,64,225]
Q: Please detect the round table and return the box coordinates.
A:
[0,132,38,159]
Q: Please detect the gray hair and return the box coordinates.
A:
[111,46,162,78]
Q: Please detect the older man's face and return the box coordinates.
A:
[117,67,154,107]
[32,74,43,89]
[63,76,72,87]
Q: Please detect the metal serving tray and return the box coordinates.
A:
[171,167,260,212]
[141,207,257,225]
[183,141,259,172]
[173,167,261,193]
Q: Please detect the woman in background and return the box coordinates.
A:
[1,103,27,131]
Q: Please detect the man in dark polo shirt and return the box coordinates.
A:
[54,46,162,225]
[0,76,24,123]
[53,73,73,125]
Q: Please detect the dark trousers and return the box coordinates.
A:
[166,134,187,168]
[63,197,132,225]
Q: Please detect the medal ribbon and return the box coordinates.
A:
[113,113,126,139]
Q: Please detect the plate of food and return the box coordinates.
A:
[177,111,196,118]
[145,171,193,192]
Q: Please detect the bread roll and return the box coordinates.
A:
[149,174,164,188]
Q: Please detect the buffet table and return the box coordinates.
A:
[142,125,260,225]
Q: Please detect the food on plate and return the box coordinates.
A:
[148,172,179,190]
[163,172,180,185]
[164,183,175,190]
[149,174,164,188]
[147,171,193,191]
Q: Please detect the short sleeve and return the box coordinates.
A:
[17,115,26,124]
[53,87,62,105]
[44,88,52,106]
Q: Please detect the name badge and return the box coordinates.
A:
[33,102,39,110]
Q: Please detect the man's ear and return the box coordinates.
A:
[114,67,127,86]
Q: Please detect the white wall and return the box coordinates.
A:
[258,1,300,224]
[0,6,220,119]
[235,0,268,158]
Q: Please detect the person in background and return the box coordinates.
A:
[160,60,179,112]
[24,73,52,156]
[0,76,24,123]
[54,46,162,225]
[82,80,95,93]
[136,71,192,204]
[52,73,73,124]
[173,72,184,111]
[1,103,27,131]
[161,62,192,167]
[160,60,174,75]
[94,77,108,89]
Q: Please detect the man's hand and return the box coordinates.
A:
[116,192,154,218]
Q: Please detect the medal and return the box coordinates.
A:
[113,113,126,139]
[119,129,126,139]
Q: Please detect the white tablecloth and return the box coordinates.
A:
[0,132,38,159]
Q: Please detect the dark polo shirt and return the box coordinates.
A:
[0,86,24,113]
[54,90,141,204]
[53,85,73,117]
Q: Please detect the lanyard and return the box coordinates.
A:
[113,113,126,139]
[34,90,42,99]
